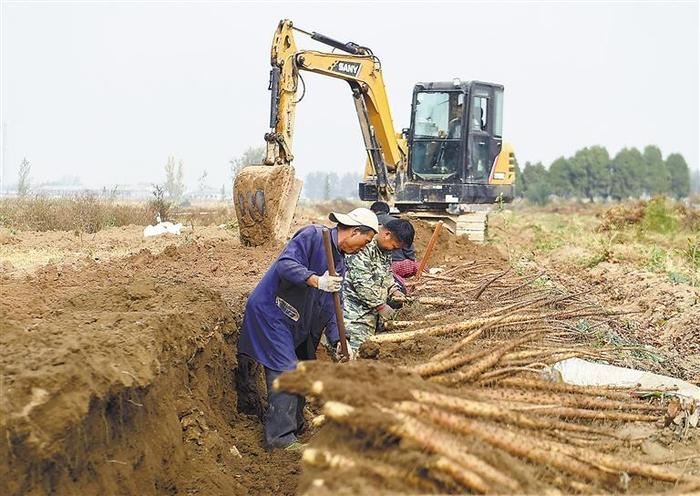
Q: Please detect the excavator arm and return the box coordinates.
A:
[265,19,406,191]
[234,20,406,246]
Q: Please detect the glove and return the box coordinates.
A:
[317,271,343,292]
[376,303,396,320]
[335,341,354,361]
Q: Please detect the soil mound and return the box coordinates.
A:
[0,238,297,496]
[411,220,506,267]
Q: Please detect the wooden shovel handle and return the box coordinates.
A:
[415,221,443,281]
[322,228,349,360]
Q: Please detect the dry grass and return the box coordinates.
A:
[0,196,235,233]
[491,199,700,286]
[171,205,235,229]
[0,195,153,232]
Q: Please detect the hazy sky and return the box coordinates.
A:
[1,0,698,190]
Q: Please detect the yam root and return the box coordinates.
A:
[369,315,536,343]
[397,401,614,487]
[406,401,692,485]
[435,333,544,385]
[384,409,521,493]
[302,448,437,492]
[499,377,641,401]
[410,390,618,438]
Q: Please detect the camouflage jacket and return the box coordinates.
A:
[343,239,396,310]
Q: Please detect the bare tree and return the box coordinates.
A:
[164,156,185,201]
[17,158,31,197]
[164,156,177,197]
[198,169,209,192]
[176,160,185,199]
[149,184,171,222]
[323,173,331,200]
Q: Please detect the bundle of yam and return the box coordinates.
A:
[277,261,699,494]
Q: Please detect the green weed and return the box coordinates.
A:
[583,249,611,268]
[666,271,691,285]
[641,197,678,234]
[582,234,617,268]
[647,246,667,272]
[682,238,700,270]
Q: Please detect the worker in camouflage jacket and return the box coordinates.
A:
[343,218,415,353]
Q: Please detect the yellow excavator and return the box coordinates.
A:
[234,19,516,246]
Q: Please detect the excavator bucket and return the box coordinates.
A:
[233,164,303,246]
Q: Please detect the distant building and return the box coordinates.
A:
[2,182,155,200]
[189,185,225,201]
[1,182,229,202]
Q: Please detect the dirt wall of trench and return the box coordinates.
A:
[0,241,298,496]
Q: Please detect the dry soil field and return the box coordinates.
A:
[1,200,698,495]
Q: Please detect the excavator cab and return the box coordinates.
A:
[395,80,514,207]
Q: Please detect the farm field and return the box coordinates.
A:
[1,199,698,495]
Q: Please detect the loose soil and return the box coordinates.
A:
[2,206,698,495]
[1,231,301,495]
[0,225,237,275]
[411,219,506,267]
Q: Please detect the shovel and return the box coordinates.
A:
[321,228,350,361]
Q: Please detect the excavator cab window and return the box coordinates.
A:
[468,93,490,179]
[410,91,464,180]
[493,88,504,138]
[465,84,504,181]
[471,96,488,131]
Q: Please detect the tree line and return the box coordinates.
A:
[11,144,695,204]
[516,145,694,205]
[303,171,363,200]
[228,146,363,201]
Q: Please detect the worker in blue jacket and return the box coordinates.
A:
[236,207,378,450]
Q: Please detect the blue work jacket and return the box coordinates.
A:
[238,225,344,372]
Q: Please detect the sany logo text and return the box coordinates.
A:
[332,61,361,76]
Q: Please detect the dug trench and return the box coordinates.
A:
[1,240,301,495]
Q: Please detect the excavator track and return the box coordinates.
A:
[407,209,489,243]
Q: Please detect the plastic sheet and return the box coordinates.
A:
[143,221,183,237]
[552,357,700,402]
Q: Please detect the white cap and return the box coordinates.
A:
[329,207,379,233]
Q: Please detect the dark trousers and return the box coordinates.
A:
[263,367,306,449]
[235,354,305,449]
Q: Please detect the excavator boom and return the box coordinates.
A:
[234,19,405,246]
